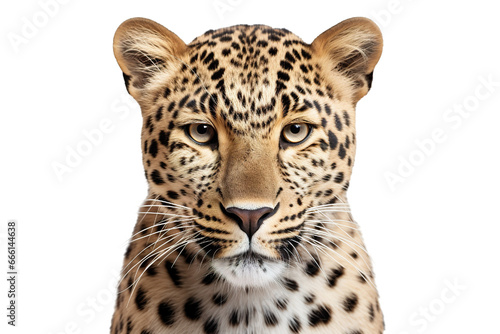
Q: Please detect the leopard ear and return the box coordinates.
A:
[312,17,383,101]
[113,18,187,100]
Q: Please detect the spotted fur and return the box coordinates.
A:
[111,17,384,334]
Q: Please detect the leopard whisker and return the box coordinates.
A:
[304,219,360,231]
[306,203,351,210]
[125,235,202,307]
[171,230,202,267]
[129,220,194,242]
[308,209,357,243]
[303,226,366,255]
[143,197,191,210]
[300,234,376,289]
[302,226,373,275]
[121,228,188,275]
[296,242,329,280]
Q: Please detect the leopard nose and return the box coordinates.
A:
[223,204,279,239]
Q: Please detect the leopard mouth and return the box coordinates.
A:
[212,250,286,288]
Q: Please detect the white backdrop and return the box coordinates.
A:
[1,0,499,333]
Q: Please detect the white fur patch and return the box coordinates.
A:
[212,254,286,288]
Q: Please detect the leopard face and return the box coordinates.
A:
[113,18,382,288]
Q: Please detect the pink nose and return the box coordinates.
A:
[225,205,276,239]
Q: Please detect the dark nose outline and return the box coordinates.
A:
[221,203,280,239]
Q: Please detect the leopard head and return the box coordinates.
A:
[113,17,382,287]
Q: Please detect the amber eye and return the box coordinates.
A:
[282,123,311,144]
[187,123,216,144]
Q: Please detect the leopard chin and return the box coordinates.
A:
[212,251,286,288]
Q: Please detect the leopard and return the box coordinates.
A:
[110,16,384,334]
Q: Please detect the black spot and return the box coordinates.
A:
[202,271,217,285]
[276,80,287,95]
[369,303,375,322]
[358,273,369,285]
[277,71,290,81]
[148,139,158,158]
[334,113,343,131]
[212,293,228,306]
[208,95,219,118]
[327,266,344,287]
[269,47,278,56]
[158,302,175,326]
[168,101,176,112]
[141,330,152,334]
[281,94,291,117]
[343,110,351,126]
[179,94,190,108]
[308,305,332,326]
[151,170,164,185]
[276,298,288,310]
[338,144,346,159]
[145,115,154,134]
[324,104,332,116]
[165,261,182,286]
[304,293,315,304]
[211,68,225,80]
[289,316,302,333]
[127,318,133,334]
[334,172,344,184]
[285,52,296,63]
[159,130,170,147]
[280,60,293,71]
[146,266,157,276]
[257,40,268,47]
[295,85,305,95]
[203,52,214,65]
[301,49,312,59]
[343,294,359,313]
[184,297,203,320]
[155,106,164,121]
[203,318,219,334]
[283,278,299,291]
[305,259,320,276]
[313,100,321,112]
[135,287,148,311]
[264,310,278,326]
[186,99,197,110]
[167,191,180,200]
[229,310,240,326]
[328,131,338,150]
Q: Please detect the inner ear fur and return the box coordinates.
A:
[312,17,383,101]
[113,17,187,100]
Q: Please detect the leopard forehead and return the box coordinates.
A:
[145,25,353,136]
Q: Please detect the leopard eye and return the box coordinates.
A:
[187,123,216,144]
[282,123,311,144]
